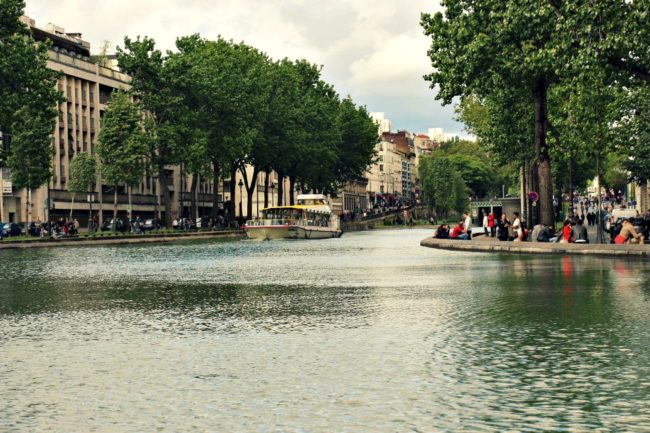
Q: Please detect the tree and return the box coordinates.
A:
[419,155,467,219]
[8,108,56,220]
[96,90,148,227]
[67,152,97,220]
[1,0,62,219]
[117,36,185,228]
[335,97,378,184]
[422,1,565,225]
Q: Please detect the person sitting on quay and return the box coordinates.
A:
[531,223,552,242]
[614,218,645,245]
[560,220,573,243]
[571,218,589,243]
[434,223,450,239]
[462,212,472,240]
[451,221,469,240]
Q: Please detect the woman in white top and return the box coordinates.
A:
[512,211,522,241]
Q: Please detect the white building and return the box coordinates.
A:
[427,128,445,143]
[370,112,392,135]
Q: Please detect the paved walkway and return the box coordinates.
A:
[421,236,650,257]
[0,230,245,250]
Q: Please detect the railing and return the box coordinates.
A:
[245,219,289,227]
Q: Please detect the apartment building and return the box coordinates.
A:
[0,17,223,225]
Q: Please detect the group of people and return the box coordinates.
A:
[32,218,79,238]
[434,212,480,241]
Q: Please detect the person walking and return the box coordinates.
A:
[512,211,523,241]
[497,213,510,241]
[482,211,489,236]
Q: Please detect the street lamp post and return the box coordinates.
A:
[238,179,244,220]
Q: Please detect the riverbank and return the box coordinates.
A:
[420,236,650,257]
[0,230,245,250]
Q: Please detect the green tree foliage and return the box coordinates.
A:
[68,152,97,194]
[96,91,149,222]
[1,0,61,191]
[117,36,185,227]
[422,1,565,225]
[335,97,378,183]
[67,152,97,218]
[419,155,467,218]
[116,32,377,222]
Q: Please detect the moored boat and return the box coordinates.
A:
[244,194,343,240]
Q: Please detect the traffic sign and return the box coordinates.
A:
[527,191,539,202]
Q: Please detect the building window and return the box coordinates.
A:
[379,164,384,172]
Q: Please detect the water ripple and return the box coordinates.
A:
[1,230,649,432]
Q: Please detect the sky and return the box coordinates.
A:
[25,0,468,137]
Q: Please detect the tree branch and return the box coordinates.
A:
[609,57,650,84]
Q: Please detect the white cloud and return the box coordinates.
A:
[24,0,463,134]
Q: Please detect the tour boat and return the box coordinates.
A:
[244,194,343,240]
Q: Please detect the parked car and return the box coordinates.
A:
[101,218,128,233]
[143,218,161,232]
[3,222,24,237]
[176,217,196,230]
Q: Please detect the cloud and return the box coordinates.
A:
[24,0,463,134]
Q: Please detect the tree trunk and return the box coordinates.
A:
[154,176,159,222]
[289,176,296,205]
[70,193,75,221]
[519,164,526,224]
[245,169,259,221]
[211,162,220,219]
[277,175,284,206]
[97,171,103,227]
[229,162,237,222]
[527,162,537,225]
[264,169,270,208]
[113,184,118,231]
[568,158,574,219]
[533,78,554,226]
[158,162,172,228]
[190,174,198,222]
[26,188,31,223]
[555,167,563,228]
[128,186,132,221]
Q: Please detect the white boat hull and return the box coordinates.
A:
[245,225,342,240]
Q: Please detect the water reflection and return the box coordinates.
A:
[1,230,649,432]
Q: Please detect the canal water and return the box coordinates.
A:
[1,229,649,432]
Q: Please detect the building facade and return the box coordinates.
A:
[0,18,225,225]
